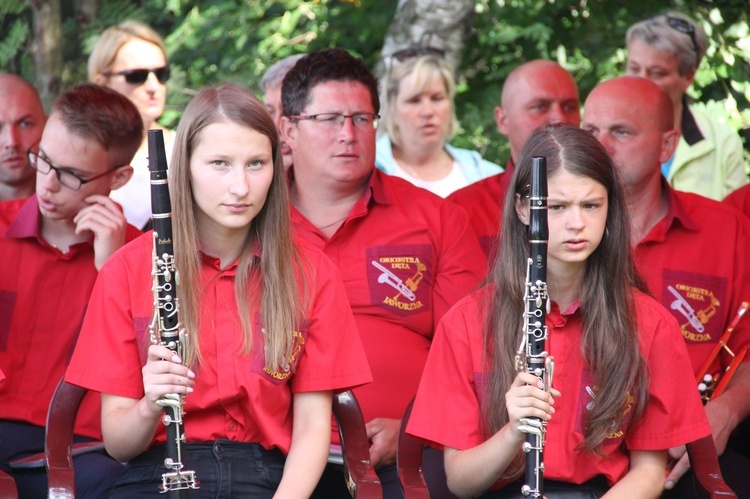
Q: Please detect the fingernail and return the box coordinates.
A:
[188,370,196,378]
[187,387,193,393]
[665,481,673,489]
[172,355,181,363]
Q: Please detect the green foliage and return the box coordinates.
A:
[1,0,747,165]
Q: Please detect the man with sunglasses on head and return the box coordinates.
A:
[89,20,174,230]
[0,73,46,202]
[0,83,143,498]
[281,48,486,498]
[626,12,747,201]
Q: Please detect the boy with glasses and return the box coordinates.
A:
[0,83,143,498]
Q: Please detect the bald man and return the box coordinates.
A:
[0,73,46,201]
[583,76,750,497]
[447,60,580,254]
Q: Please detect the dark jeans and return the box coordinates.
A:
[311,462,403,499]
[110,440,285,498]
[0,420,124,499]
[483,476,609,498]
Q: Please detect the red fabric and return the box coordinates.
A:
[0,196,142,439]
[65,232,372,454]
[291,169,486,426]
[723,183,750,219]
[446,159,514,256]
[635,186,750,376]
[408,286,710,488]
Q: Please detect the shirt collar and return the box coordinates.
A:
[4,196,41,240]
[661,180,700,233]
[680,95,704,146]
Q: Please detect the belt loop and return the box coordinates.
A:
[252,443,264,472]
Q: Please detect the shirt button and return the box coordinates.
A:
[228,423,237,431]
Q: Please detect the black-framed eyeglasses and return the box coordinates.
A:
[27,149,122,190]
[103,66,170,85]
[666,17,700,67]
[289,113,380,130]
[390,47,445,62]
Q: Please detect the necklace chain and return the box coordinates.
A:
[316,215,347,230]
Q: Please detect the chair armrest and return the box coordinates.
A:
[332,391,382,499]
[0,469,17,499]
[397,398,429,499]
[686,435,737,499]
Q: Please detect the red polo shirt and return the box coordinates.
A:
[291,169,486,425]
[446,159,515,256]
[66,233,371,454]
[0,196,142,439]
[408,286,710,488]
[724,184,750,218]
[635,185,750,376]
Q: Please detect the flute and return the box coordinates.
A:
[148,129,199,496]
[515,156,554,498]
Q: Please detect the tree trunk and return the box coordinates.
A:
[378,0,475,78]
[27,0,62,111]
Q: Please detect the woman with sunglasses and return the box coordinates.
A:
[625,12,747,201]
[89,20,174,230]
[376,52,501,197]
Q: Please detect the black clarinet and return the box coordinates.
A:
[515,156,554,498]
[148,129,198,496]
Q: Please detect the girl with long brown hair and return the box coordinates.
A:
[66,83,371,497]
[407,124,709,498]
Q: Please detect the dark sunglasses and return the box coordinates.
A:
[666,17,700,67]
[103,66,170,85]
[390,47,445,62]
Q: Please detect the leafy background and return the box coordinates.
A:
[2,0,748,167]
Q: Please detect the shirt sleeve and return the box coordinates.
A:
[407,293,487,451]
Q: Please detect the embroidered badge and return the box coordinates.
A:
[366,245,433,317]
[661,270,727,344]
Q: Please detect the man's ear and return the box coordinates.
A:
[515,192,530,226]
[660,129,681,164]
[109,165,134,191]
[494,106,510,137]
[280,116,297,149]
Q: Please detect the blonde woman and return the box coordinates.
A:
[66,84,371,497]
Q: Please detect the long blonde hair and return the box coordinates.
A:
[170,83,304,370]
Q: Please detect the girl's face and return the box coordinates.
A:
[101,39,168,126]
[190,120,275,240]
[393,72,451,150]
[517,167,608,275]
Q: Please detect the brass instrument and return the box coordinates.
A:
[696,301,749,403]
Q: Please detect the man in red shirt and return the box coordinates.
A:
[280,48,486,498]
[447,60,580,255]
[0,83,143,498]
[583,76,750,497]
[0,73,46,202]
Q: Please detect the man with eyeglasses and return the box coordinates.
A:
[447,59,581,255]
[0,83,143,498]
[0,73,46,202]
[281,48,486,498]
[625,12,747,200]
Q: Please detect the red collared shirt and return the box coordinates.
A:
[66,233,371,453]
[0,196,142,438]
[408,286,710,488]
[635,184,750,376]
[447,159,515,256]
[291,169,486,424]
